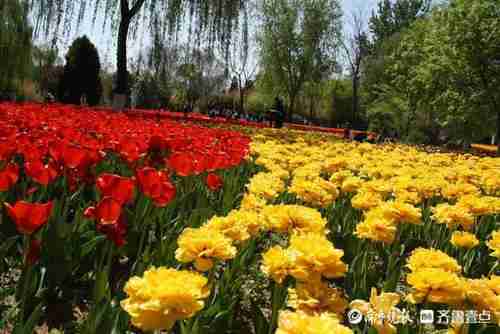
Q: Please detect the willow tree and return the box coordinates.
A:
[30,0,249,108]
[259,0,342,121]
[0,0,32,97]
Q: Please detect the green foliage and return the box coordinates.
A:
[366,84,408,138]
[258,0,342,119]
[245,91,274,116]
[133,72,167,109]
[369,0,431,50]
[362,32,402,110]
[100,70,115,106]
[30,0,250,98]
[134,43,226,111]
[433,0,500,144]
[174,50,226,111]
[383,0,500,144]
[364,0,500,149]
[328,79,355,127]
[30,0,246,44]
[32,45,63,98]
[0,0,32,97]
[363,0,433,140]
[58,36,103,106]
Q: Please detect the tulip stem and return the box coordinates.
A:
[18,235,33,321]
[132,214,151,274]
[268,282,284,334]
[489,260,498,276]
[93,242,114,304]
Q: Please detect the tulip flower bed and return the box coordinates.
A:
[1,103,500,334]
[128,108,268,129]
[471,144,499,155]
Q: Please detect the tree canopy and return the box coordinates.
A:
[369,0,431,50]
[0,0,32,96]
[362,0,500,153]
[258,0,342,120]
[29,0,250,104]
[58,36,102,106]
[30,0,246,41]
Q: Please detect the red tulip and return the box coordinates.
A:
[48,145,62,163]
[0,103,251,196]
[164,138,190,151]
[0,163,19,192]
[50,144,94,171]
[118,140,143,163]
[96,173,135,204]
[96,215,127,247]
[151,180,176,207]
[0,145,15,161]
[206,173,223,191]
[149,135,169,151]
[26,239,42,265]
[84,197,122,225]
[20,146,44,162]
[205,152,230,171]
[167,152,195,176]
[4,201,53,235]
[136,167,176,207]
[61,145,90,169]
[25,160,59,185]
[136,167,164,198]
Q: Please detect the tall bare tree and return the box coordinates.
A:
[224,4,258,115]
[342,9,370,126]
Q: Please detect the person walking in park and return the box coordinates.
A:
[272,96,285,128]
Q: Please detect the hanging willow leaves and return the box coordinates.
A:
[29,0,250,99]
[28,0,245,43]
[0,0,33,95]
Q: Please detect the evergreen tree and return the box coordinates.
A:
[58,36,102,106]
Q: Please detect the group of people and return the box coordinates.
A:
[207,108,266,122]
[205,96,286,127]
[207,108,241,119]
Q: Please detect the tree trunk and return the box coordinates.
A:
[488,94,500,156]
[239,76,244,115]
[330,82,339,127]
[497,109,500,156]
[352,75,358,127]
[288,95,296,122]
[113,14,131,110]
[309,95,314,123]
[116,17,130,95]
[406,112,411,140]
[239,90,244,115]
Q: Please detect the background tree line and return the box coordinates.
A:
[363,0,500,149]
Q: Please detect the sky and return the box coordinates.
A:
[342,0,379,22]
[41,0,380,71]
